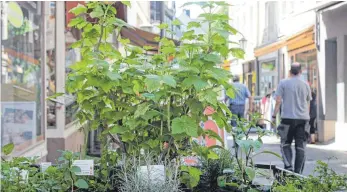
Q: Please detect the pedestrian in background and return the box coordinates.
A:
[272,62,312,174]
[227,75,253,127]
[309,90,317,144]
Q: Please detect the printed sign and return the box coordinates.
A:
[41,162,52,172]
[72,160,94,176]
[1,102,37,154]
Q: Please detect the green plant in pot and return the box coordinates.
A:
[217,114,281,191]
[65,1,243,189]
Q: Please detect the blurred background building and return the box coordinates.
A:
[229,1,347,147]
[1,1,346,161]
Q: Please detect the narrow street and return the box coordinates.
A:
[226,134,347,176]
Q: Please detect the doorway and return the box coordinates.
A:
[325,39,337,121]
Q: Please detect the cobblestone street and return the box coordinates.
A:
[226,134,347,176]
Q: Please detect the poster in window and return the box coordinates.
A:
[1,102,37,154]
[261,61,276,73]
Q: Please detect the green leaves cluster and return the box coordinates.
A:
[64,1,245,189]
[66,1,242,159]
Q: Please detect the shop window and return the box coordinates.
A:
[260,60,277,97]
[295,49,317,90]
[1,2,44,155]
[65,2,81,126]
[261,60,276,73]
[46,2,56,128]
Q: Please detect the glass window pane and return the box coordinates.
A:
[1,2,44,155]
[295,49,317,91]
[65,2,81,126]
[46,2,56,128]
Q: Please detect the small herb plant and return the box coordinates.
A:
[273,160,347,192]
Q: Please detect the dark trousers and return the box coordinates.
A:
[309,117,316,134]
[277,119,309,174]
[229,104,245,127]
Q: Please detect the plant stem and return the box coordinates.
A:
[167,96,171,132]
[96,4,111,52]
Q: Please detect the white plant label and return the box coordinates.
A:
[10,168,28,183]
[41,162,52,172]
[72,160,94,176]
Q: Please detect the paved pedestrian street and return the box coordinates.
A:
[227,134,347,176]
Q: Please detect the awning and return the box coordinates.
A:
[120,27,160,51]
[120,27,180,52]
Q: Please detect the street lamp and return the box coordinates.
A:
[239,37,247,50]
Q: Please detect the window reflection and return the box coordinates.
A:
[295,49,317,92]
[46,2,56,128]
[65,2,81,126]
[1,2,44,155]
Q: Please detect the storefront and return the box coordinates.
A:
[1,1,47,157]
[254,40,286,97]
[0,1,87,160]
[242,60,256,96]
[287,26,318,93]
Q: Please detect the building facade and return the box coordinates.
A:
[230,1,347,143]
[316,2,347,148]
[0,1,90,161]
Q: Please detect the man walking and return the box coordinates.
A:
[227,75,253,127]
[272,62,312,174]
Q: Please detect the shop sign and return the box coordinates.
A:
[7,2,24,28]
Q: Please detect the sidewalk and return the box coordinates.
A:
[226,134,347,176]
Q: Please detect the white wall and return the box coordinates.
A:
[317,3,347,144]
[229,1,259,76]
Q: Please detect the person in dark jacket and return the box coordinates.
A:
[309,91,317,144]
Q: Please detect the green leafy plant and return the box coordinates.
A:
[225,113,281,190]
[273,160,347,192]
[194,148,234,192]
[66,1,242,185]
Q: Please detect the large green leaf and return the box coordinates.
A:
[236,140,253,153]
[230,48,245,59]
[134,103,151,118]
[187,21,201,29]
[183,76,208,91]
[200,89,218,106]
[208,68,229,80]
[68,17,85,27]
[226,88,235,99]
[90,5,104,18]
[245,167,256,181]
[69,4,88,16]
[207,150,219,160]
[107,71,122,80]
[188,167,202,188]
[2,143,14,155]
[75,179,89,189]
[172,116,198,137]
[218,102,232,116]
[203,54,221,63]
[121,132,135,141]
[161,47,176,55]
[161,75,176,88]
[145,75,161,92]
[222,22,238,35]
[109,125,128,134]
